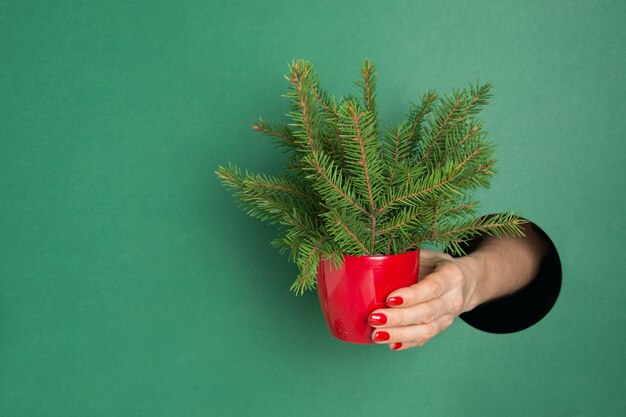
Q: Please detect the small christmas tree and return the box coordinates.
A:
[216,59,527,294]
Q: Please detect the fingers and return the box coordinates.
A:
[370,314,456,348]
[387,260,463,307]
[370,254,467,351]
[370,297,454,328]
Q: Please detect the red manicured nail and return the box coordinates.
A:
[374,331,390,342]
[392,342,403,350]
[369,313,387,326]
[387,296,404,307]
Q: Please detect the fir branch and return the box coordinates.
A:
[335,217,369,254]
[215,163,245,189]
[251,118,296,149]
[390,123,408,166]
[301,151,368,215]
[357,58,377,116]
[448,198,479,218]
[215,165,321,235]
[291,236,326,295]
[375,205,427,237]
[455,146,485,172]
[314,87,344,164]
[218,59,520,293]
[392,197,474,253]
[418,212,528,256]
[347,102,376,210]
[420,93,464,163]
[338,99,385,251]
[245,173,319,209]
[438,213,526,241]
[410,91,437,133]
[382,122,412,188]
[432,199,438,239]
[381,91,436,178]
[379,165,461,213]
[323,209,370,255]
[370,215,377,254]
[406,90,437,154]
[466,82,493,115]
[285,59,325,155]
[455,158,496,189]
[338,100,385,210]
[436,120,483,169]
[381,142,494,214]
[386,232,394,253]
[314,86,338,117]
[287,60,368,216]
[399,240,421,253]
[419,83,492,166]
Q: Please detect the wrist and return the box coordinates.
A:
[455,252,488,313]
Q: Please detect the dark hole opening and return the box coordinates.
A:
[450,216,562,334]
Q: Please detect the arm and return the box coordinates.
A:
[368,220,556,350]
[456,221,549,312]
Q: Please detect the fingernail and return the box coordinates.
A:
[392,342,403,350]
[369,313,387,326]
[387,296,404,307]
[374,331,390,342]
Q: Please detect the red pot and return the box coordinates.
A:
[316,249,420,344]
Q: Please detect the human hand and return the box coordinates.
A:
[368,248,481,351]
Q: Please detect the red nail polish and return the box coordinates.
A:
[387,296,404,307]
[369,313,387,326]
[374,331,390,342]
[392,342,403,350]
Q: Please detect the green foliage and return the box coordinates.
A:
[216,59,527,294]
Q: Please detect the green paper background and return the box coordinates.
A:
[1,0,625,416]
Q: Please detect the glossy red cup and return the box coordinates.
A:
[316,249,420,344]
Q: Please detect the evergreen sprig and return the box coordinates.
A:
[217,59,527,294]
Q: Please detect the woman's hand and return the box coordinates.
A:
[368,248,482,351]
[369,222,548,350]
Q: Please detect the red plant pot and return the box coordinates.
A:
[316,249,420,344]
